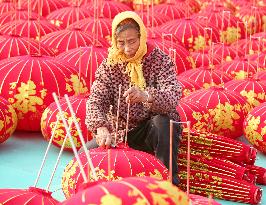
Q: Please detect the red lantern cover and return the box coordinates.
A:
[179,66,232,89]
[248,51,266,67]
[190,51,222,68]
[176,99,212,132]
[177,77,201,97]
[180,130,257,165]
[41,94,92,150]
[0,18,60,40]
[46,6,92,28]
[216,58,258,79]
[21,0,69,16]
[136,11,171,27]
[243,102,266,154]
[57,46,108,89]
[62,145,169,198]
[160,18,220,51]
[0,8,39,26]
[0,34,55,60]
[0,187,58,205]
[178,169,262,204]
[60,177,189,205]
[224,78,266,110]
[185,86,250,138]
[0,96,17,143]
[0,55,89,131]
[68,17,112,39]
[40,28,109,55]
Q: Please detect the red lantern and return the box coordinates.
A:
[46,6,92,29]
[236,6,266,34]
[194,9,245,44]
[60,177,189,205]
[176,99,212,132]
[185,86,250,138]
[21,0,69,17]
[57,46,107,88]
[148,39,193,74]
[62,145,169,198]
[0,96,17,143]
[0,54,89,131]
[254,70,266,81]
[0,34,55,60]
[68,17,112,39]
[136,11,171,27]
[85,0,132,19]
[224,78,266,110]
[243,102,266,154]
[153,2,188,20]
[41,94,92,150]
[178,169,262,204]
[180,130,257,165]
[160,18,220,51]
[216,58,258,79]
[0,1,15,15]
[179,66,232,89]
[190,51,222,68]
[248,51,266,67]
[0,18,60,40]
[178,153,249,182]
[177,77,201,97]
[207,43,245,61]
[0,8,39,26]
[231,38,265,56]
[40,28,109,55]
[0,187,58,205]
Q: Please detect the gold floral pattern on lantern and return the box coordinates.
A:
[244,115,263,146]
[240,90,265,108]
[50,112,82,149]
[66,74,88,95]
[233,70,249,79]
[8,80,45,119]
[189,35,206,51]
[100,194,122,205]
[62,160,79,198]
[220,27,241,44]
[209,102,240,134]
[6,105,17,135]
[192,112,212,132]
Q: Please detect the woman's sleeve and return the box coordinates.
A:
[85,60,113,135]
[145,55,182,114]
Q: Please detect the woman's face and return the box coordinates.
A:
[116,27,140,58]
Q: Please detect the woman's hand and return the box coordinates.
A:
[95,127,112,148]
[123,86,150,104]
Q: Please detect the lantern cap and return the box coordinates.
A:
[28,187,52,197]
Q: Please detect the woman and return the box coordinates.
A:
[84,11,182,185]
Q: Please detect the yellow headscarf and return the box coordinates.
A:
[107,11,147,90]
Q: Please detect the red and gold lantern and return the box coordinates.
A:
[0,187,58,205]
[62,145,169,198]
[179,66,232,89]
[185,86,250,138]
[41,94,92,150]
[60,177,189,205]
[243,102,266,154]
[57,46,108,89]
[0,55,89,131]
[176,99,212,132]
[46,6,92,28]
[177,77,201,97]
[41,28,109,55]
[224,78,266,110]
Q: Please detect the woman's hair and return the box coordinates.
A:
[115,18,140,37]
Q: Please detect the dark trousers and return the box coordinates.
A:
[82,114,181,185]
[127,114,181,185]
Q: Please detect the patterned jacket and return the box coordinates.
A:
[85,45,182,137]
